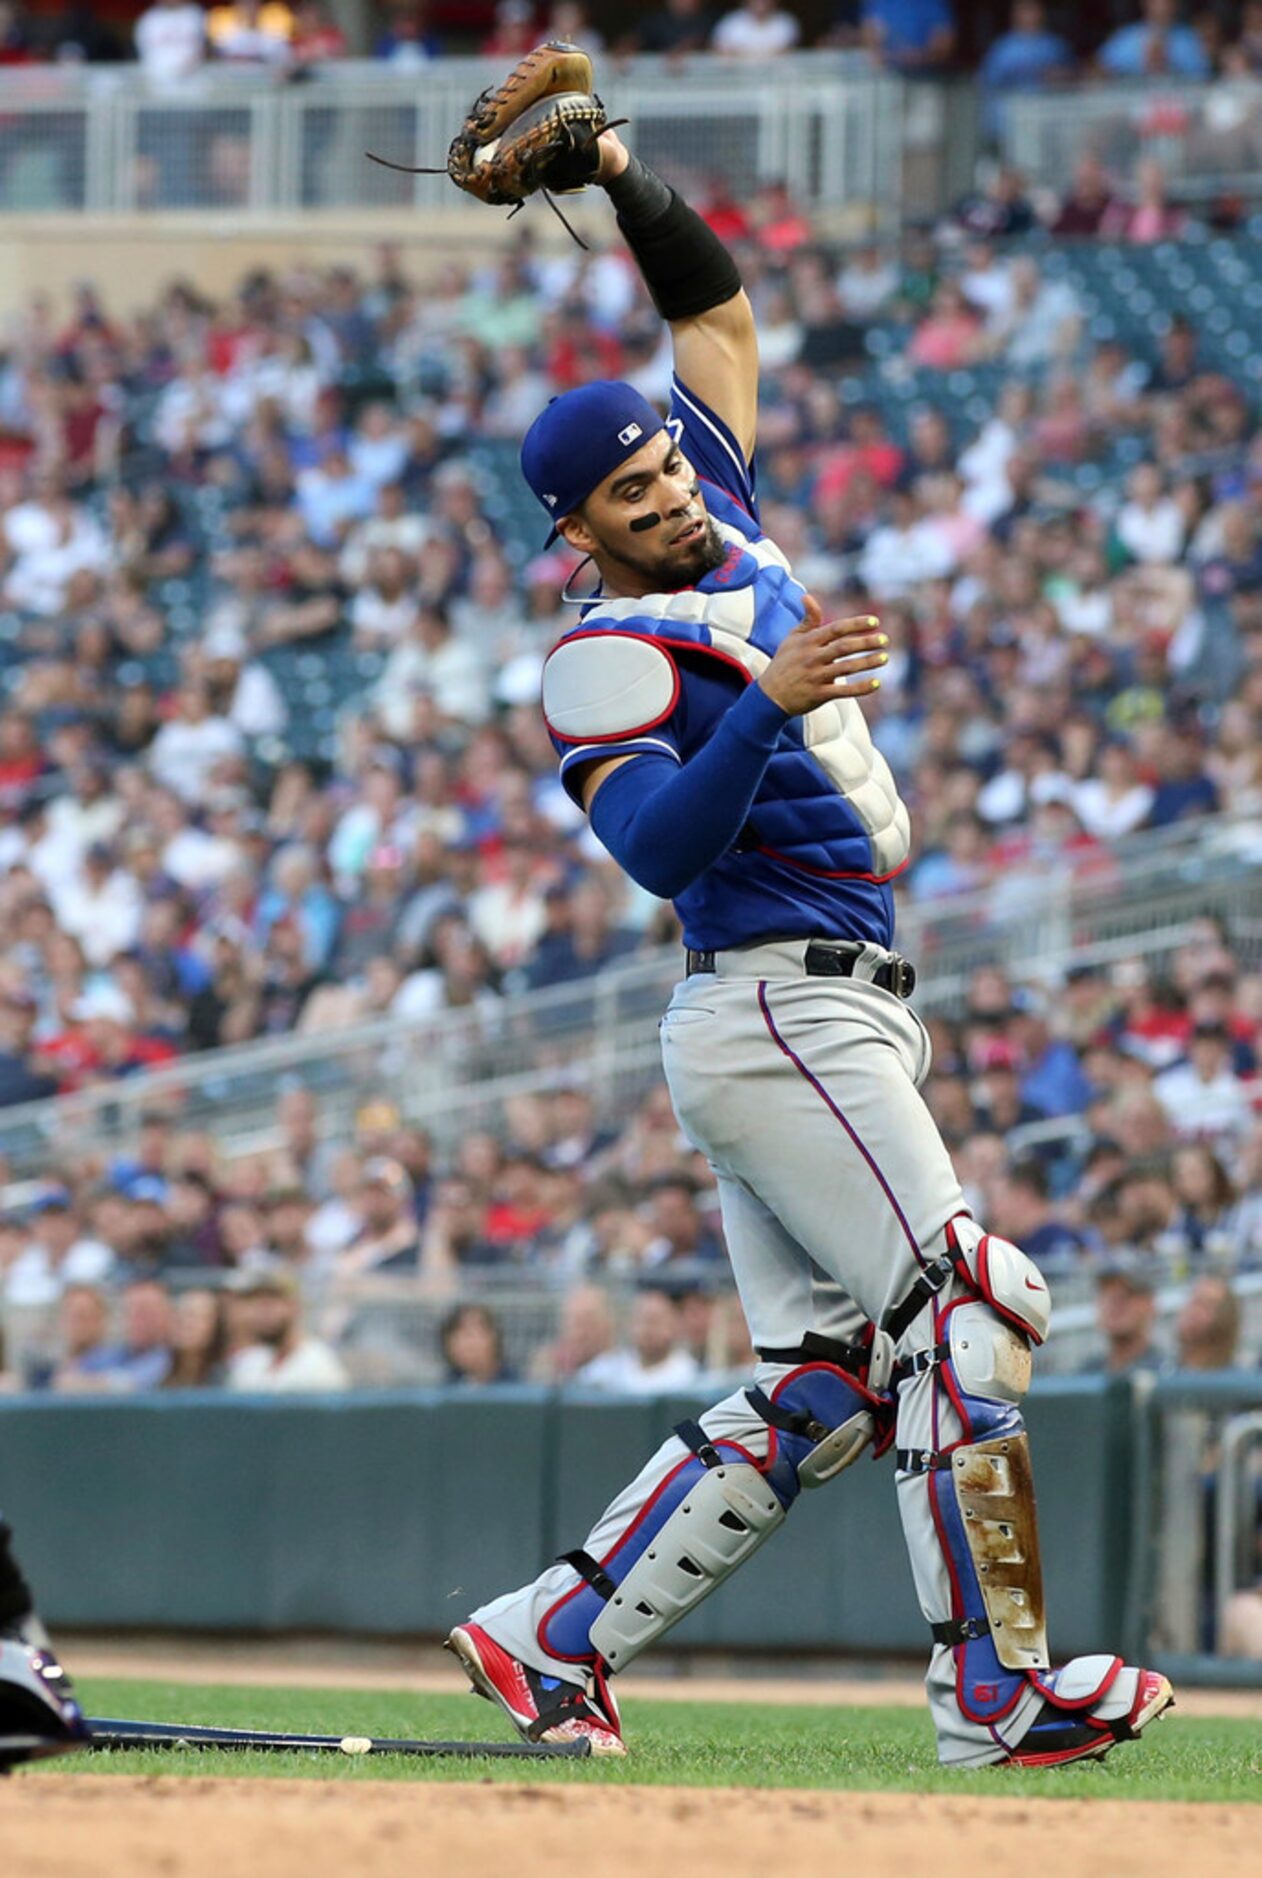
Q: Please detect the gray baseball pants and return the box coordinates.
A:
[469,941,1048,1761]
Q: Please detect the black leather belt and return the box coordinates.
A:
[685,938,916,999]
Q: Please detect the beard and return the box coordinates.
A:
[631,514,728,591]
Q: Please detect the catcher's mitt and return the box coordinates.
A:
[367,41,620,247]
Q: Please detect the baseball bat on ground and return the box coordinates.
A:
[85,1716,590,1759]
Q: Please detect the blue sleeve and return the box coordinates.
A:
[669,374,759,522]
[552,723,683,805]
[587,681,787,900]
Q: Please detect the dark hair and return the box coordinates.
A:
[439,1302,505,1377]
[1008,1159,1050,1201]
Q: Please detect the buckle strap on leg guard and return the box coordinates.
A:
[557,1549,617,1602]
[674,1419,724,1469]
[893,1341,950,1384]
[884,1252,959,1345]
[746,1385,831,1446]
[932,1615,992,1647]
[755,1330,870,1374]
[896,1447,954,1473]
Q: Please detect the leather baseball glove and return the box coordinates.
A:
[367,41,616,242]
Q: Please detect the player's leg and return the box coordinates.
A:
[0,1512,89,1770]
[666,969,1172,1767]
[448,1176,893,1754]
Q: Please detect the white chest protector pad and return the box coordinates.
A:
[542,634,678,743]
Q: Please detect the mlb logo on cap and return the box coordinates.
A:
[521,382,667,544]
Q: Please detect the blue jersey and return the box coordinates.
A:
[543,378,911,952]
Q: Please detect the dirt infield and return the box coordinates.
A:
[9,1777,1261,1878]
[8,1641,1254,1878]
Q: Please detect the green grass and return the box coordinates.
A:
[24,1677,1262,1801]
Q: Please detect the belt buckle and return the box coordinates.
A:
[889,954,916,999]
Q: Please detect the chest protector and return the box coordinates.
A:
[542,509,912,882]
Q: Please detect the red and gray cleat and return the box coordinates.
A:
[1003,1659,1174,1768]
[445,1622,625,1757]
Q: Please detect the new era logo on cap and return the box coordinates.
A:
[544,493,558,507]
[618,422,643,446]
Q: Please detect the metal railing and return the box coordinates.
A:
[1138,1368,1262,1677]
[1003,77,1262,201]
[0,809,1253,1181]
[0,56,907,218]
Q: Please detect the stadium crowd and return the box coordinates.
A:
[3,0,1262,86]
[0,75,1259,1392]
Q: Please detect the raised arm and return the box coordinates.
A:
[595,132,759,461]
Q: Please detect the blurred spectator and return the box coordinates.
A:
[1096,0,1211,79]
[439,1301,516,1384]
[375,1,440,61]
[1050,153,1117,237]
[545,3,603,52]
[480,0,536,57]
[642,1172,725,1268]
[290,0,345,64]
[1174,1273,1242,1370]
[1081,1259,1164,1376]
[534,1281,615,1382]
[1166,1143,1240,1264]
[857,0,956,70]
[93,1278,175,1390]
[3,1185,113,1309]
[908,282,982,370]
[1100,159,1186,245]
[134,0,205,85]
[978,2,1072,141]
[634,0,714,53]
[0,992,58,1107]
[577,1286,702,1394]
[338,1158,420,1276]
[206,0,293,65]
[521,875,637,990]
[165,1286,230,1386]
[47,1284,117,1392]
[225,1266,348,1390]
[1154,1022,1253,1148]
[989,1160,1091,1273]
[711,0,800,57]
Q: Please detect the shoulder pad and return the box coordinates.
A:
[542,632,679,744]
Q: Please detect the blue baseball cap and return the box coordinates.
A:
[521,382,671,545]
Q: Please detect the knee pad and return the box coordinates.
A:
[542,1330,895,1674]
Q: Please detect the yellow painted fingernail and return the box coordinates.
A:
[866,616,879,626]
[872,677,881,689]
[878,653,888,664]
[877,634,889,647]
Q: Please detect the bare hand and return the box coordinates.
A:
[757,595,888,716]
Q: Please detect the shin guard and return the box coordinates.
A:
[516,1332,894,1678]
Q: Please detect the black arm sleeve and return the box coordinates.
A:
[605,153,743,324]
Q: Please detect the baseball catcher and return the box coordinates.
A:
[0,1513,88,1770]
[435,45,1174,1767]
